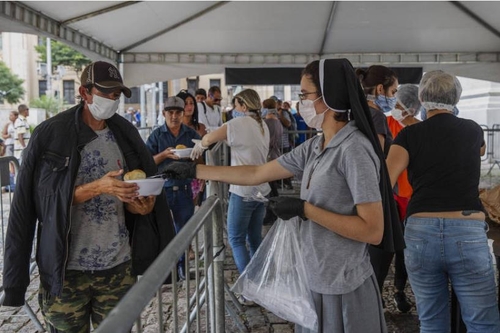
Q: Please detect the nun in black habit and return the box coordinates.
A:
[163,58,403,332]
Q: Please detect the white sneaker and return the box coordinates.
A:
[237,295,255,306]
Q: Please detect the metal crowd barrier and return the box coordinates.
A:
[95,195,226,333]
[0,156,45,331]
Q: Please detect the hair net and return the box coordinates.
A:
[396,84,421,116]
[420,105,459,120]
[418,71,462,112]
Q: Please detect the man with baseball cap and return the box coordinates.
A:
[2,60,175,331]
[146,95,202,280]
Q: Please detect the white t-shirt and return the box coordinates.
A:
[225,116,271,197]
[198,102,222,132]
[5,122,15,146]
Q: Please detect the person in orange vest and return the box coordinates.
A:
[386,83,421,312]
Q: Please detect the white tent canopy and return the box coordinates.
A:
[1,1,500,86]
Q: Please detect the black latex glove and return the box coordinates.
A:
[268,197,306,221]
[163,161,197,179]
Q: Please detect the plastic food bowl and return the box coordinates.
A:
[172,148,193,159]
[125,178,165,196]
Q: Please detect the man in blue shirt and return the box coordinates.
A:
[146,96,201,279]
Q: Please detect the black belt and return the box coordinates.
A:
[166,185,190,191]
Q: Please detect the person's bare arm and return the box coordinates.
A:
[197,159,293,185]
[278,110,291,128]
[377,134,385,154]
[480,142,486,156]
[18,133,25,148]
[2,123,10,140]
[386,144,410,188]
[73,169,139,205]
[303,201,384,245]
[200,124,227,147]
[153,147,179,165]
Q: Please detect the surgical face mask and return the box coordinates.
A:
[390,108,408,123]
[88,94,119,121]
[261,108,268,118]
[375,94,397,113]
[300,97,327,129]
[232,109,247,118]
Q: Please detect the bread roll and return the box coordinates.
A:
[175,144,187,149]
[124,169,146,181]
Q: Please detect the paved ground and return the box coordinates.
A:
[1,163,500,332]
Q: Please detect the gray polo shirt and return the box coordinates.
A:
[277,121,381,294]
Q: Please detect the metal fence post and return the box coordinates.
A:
[212,201,225,333]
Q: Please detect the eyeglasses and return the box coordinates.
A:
[298,91,319,101]
[213,98,222,102]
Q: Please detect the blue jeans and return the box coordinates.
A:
[166,186,194,268]
[227,193,266,274]
[165,186,194,234]
[405,217,500,333]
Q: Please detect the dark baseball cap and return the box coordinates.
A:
[164,96,185,111]
[81,61,132,98]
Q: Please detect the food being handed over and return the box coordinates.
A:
[123,169,146,181]
[175,144,187,149]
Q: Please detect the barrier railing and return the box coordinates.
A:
[95,195,225,333]
[0,156,44,331]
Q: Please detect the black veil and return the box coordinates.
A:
[319,58,405,252]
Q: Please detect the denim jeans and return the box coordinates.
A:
[166,186,194,268]
[227,193,266,273]
[405,217,500,333]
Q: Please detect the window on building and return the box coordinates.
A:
[162,81,168,101]
[274,85,284,101]
[0,34,3,51]
[39,80,47,97]
[290,85,301,102]
[63,80,75,104]
[209,79,221,88]
[187,79,197,95]
[125,87,140,104]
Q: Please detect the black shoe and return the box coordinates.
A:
[394,291,411,313]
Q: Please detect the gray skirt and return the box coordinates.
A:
[295,273,387,333]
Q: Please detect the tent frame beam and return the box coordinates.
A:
[61,1,140,25]
[121,1,230,53]
[319,1,338,56]
[123,52,500,66]
[0,1,117,61]
[450,1,500,40]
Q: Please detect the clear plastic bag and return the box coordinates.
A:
[231,217,318,331]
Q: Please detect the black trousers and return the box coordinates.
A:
[369,245,408,293]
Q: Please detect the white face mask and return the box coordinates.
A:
[88,94,119,121]
[390,108,408,125]
[300,97,328,129]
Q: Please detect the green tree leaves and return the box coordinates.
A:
[0,61,25,104]
[35,39,91,77]
[30,95,64,117]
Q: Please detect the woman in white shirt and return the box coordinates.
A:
[191,89,270,274]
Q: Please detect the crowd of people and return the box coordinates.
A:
[2,59,498,333]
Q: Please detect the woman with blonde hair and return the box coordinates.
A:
[191,89,270,275]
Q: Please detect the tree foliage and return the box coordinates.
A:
[0,61,25,104]
[30,95,64,117]
[35,39,91,77]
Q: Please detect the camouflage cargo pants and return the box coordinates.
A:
[38,260,136,333]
